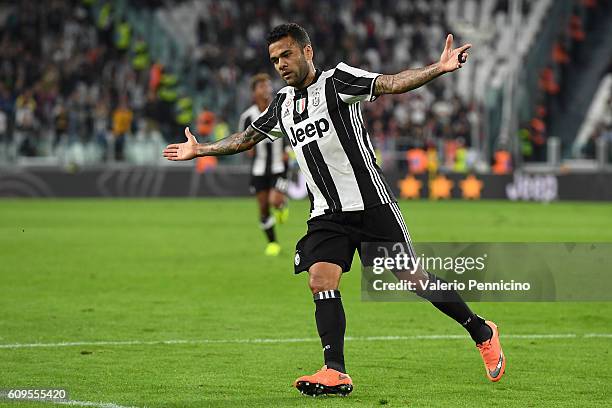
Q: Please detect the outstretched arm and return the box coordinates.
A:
[374,34,471,96]
[163,125,266,161]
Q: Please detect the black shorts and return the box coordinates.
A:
[293,202,414,274]
[250,171,288,194]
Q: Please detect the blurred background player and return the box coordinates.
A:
[238,73,290,256]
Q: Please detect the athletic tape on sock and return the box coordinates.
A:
[313,290,341,301]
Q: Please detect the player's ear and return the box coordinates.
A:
[303,44,313,61]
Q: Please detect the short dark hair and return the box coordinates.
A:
[266,23,311,48]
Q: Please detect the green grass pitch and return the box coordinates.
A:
[0,199,611,407]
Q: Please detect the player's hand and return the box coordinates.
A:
[163,127,198,161]
[439,34,471,73]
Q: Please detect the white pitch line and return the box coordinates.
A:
[0,399,143,408]
[56,400,144,408]
[584,333,612,338]
[496,334,577,339]
[0,333,608,350]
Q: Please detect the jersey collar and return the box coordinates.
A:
[294,68,322,95]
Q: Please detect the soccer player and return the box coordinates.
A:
[163,23,505,396]
[238,73,290,256]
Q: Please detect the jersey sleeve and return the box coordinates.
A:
[251,93,286,140]
[333,62,382,104]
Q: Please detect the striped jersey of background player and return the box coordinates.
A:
[162,23,505,397]
[238,73,290,257]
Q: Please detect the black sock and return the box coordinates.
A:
[313,290,346,373]
[416,273,492,344]
[260,215,276,243]
[461,314,492,344]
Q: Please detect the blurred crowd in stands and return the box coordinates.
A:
[520,0,612,162]
[583,90,612,159]
[1,0,609,171]
[0,0,483,170]
[0,0,172,164]
[193,0,483,170]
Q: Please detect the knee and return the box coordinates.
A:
[308,267,341,294]
[309,273,335,294]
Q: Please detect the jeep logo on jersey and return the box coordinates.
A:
[288,117,330,147]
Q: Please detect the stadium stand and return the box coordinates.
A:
[0,0,171,165]
[0,0,610,171]
[515,0,612,164]
[573,72,612,161]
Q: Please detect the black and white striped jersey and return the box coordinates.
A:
[251,62,396,218]
[238,104,287,176]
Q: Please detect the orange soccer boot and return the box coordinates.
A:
[477,320,506,382]
[294,365,353,396]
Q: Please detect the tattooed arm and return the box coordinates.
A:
[374,64,444,96]
[374,34,472,96]
[163,126,266,161]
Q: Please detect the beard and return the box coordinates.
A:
[282,59,309,87]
